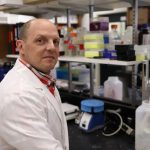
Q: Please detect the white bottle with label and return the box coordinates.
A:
[135,100,150,150]
[104,76,123,101]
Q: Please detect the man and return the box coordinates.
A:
[0,18,69,150]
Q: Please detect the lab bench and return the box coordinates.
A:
[61,90,135,150]
[68,120,135,150]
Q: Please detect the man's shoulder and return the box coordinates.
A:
[0,64,34,91]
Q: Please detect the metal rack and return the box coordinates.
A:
[6,54,149,106]
[58,56,148,106]
[56,0,149,107]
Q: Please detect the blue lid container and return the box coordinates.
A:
[81,99,104,113]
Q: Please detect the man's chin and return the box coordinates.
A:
[44,65,55,73]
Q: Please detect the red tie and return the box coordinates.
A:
[48,82,55,96]
[48,86,55,95]
[40,78,55,96]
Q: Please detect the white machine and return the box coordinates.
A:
[62,103,79,120]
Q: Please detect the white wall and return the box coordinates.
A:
[0,11,35,24]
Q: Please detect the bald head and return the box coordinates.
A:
[16,18,60,74]
[19,18,56,41]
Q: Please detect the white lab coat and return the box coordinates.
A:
[0,59,69,150]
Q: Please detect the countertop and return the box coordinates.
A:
[67,121,135,150]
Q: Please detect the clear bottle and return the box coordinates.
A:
[135,100,150,150]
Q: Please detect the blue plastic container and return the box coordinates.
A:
[56,68,68,80]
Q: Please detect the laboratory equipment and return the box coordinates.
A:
[79,99,104,132]
[62,103,79,120]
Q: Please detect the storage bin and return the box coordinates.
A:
[56,68,68,80]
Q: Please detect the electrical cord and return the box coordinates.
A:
[102,109,134,137]
[102,109,123,136]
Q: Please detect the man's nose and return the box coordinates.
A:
[46,40,55,50]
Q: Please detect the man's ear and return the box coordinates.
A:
[16,40,25,54]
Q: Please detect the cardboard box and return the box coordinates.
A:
[127,7,150,25]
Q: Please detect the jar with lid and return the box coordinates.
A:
[68,44,77,56]
[64,40,70,56]
[79,44,84,56]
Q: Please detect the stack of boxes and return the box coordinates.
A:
[84,17,109,58]
[84,33,104,58]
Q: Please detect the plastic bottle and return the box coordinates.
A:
[109,25,120,51]
[109,25,120,40]
[121,26,133,44]
[104,76,123,101]
[135,100,150,150]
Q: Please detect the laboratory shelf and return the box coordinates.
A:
[6,55,143,66]
[59,56,143,66]
[6,54,19,59]
[58,56,148,106]
[6,54,148,106]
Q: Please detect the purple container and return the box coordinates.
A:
[90,21,109,31]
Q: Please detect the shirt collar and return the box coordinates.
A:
[19,58,56,87]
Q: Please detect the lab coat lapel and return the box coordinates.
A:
[28,70,63,123]
[15,59,63,123]
[43,87,63,122]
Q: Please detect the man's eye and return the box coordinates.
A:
[53,39,60,47]
[36,38,45,44]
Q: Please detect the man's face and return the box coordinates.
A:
[17,20,60,74]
